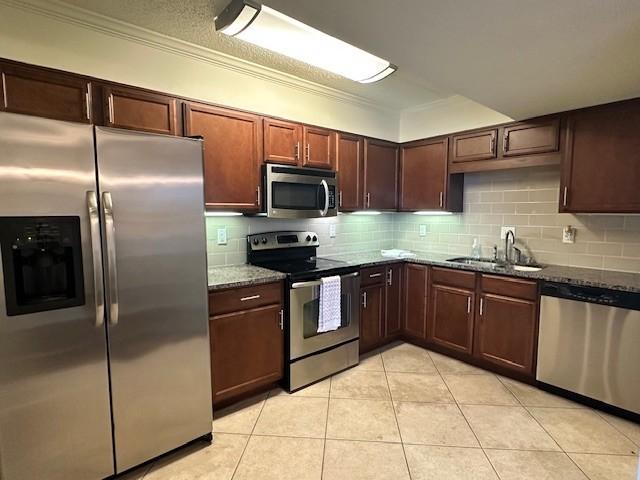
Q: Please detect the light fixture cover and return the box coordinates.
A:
[215,0,397,83]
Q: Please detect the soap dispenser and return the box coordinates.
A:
[471,238,482,259]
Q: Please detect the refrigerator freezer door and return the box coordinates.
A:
[95,127,212,473]
[0,113,114,480]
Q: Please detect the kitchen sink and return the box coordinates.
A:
[447,257,544,272]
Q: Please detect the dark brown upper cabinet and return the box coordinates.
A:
[336,133,364,211]
[102,85,178,135]
[184,102,262,212]
[363,139,399,210]
[400,137,463,212]
[450,128,497,163]
[263,118,302,165]
[561,99,640,213]
[502,117,560,157]
[302,125,336,169]
[0,61,91,123]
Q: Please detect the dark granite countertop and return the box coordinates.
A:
[208,265,286,291]
[208,252,640,293]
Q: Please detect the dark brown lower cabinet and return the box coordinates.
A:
[360,263,403,353]
[360,283,385,353]
[384,264,403,337]
[209,282,284,405]
[428,284,475,355]
[474,276,538,376]
[403,264,428,340]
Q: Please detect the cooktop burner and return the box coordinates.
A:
[246,231,358,281]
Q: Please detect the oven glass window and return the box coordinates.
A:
[303,291,351,338]
[0,216,85,316]
[272,182,324,210]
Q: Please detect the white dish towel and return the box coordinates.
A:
[318,275,341,333]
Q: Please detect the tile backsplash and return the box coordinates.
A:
[206,166,640,273]
[395,166,640,273]
[206,214,394,267]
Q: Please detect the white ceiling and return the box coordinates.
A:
[63,0,640,119]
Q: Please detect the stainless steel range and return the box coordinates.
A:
[247,231,359,391]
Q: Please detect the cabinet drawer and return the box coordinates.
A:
[209,282,283,315]
[360,266,387,286]
[431,267,476,289]
[480,274,537,301]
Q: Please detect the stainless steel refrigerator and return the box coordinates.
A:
[0,112,213,479]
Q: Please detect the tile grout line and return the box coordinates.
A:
[320,377,332,480]
[381,347,414,480]
[593,410,640,451]
[493,376,595,479]
[229,394,269,480]
[426,348,504,480]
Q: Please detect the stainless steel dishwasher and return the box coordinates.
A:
[537,282,640,415]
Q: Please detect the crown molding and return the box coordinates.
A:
[1,0,399,114]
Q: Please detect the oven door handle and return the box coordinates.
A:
[291,272,359,289]
[320,179,329,216]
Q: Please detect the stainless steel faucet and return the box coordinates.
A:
[504,229,516,264]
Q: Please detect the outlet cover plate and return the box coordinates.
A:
[329,224,337,238]
[500,226,516,239]
[217,228,227,245]
[562,226,576,244]
[419,225,427,237]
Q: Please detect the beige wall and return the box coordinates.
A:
[394,166,640,273]
[398,95,512,143]
[0,1,399,141]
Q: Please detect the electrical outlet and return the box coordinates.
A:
[562,225,576,244]
[329,224,337,238]
[419,224,427,237]
[217,228,227,245]
[500,226,516,239]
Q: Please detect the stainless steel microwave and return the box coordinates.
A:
[263,164,338,218]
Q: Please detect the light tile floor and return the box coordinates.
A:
[121,342,640,480]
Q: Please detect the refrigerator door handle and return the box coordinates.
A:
[102,191,119,325]
[87,191,105,327]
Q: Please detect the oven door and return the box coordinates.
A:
[265,164,337,219]
[289,272,359,360]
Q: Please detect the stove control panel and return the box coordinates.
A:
[247,231,320,251]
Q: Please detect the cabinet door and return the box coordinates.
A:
[476,294,537,376]
[263,118,302,165]
[400,138,448,210]
[303,126,336,169]
[403,264,428,339]
[337,133,364,211]
[364,139,399,210]
[184,103,262,212]
[103,85,178,135]
[211,304,283,404]
[360,284,384,353]
[502,118,560,157]
[385,264,403,337]
[450,129,497,163]
[428,284,474,354]
[561,100,640,213]
[0,62,91,123]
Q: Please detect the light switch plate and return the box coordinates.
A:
[500,226,516,239]
[217,228,227,245]
[329,224,337,238]
[419,225,427,237]
[562,225,576,244]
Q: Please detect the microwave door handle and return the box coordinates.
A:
[102,191,119,326]
[86,191,105,327]
[320,179,329,216]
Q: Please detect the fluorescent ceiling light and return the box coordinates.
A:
[205,211,244,217]
[215,0,397,83]
[413,211,454,216]
[351,210,382,215]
